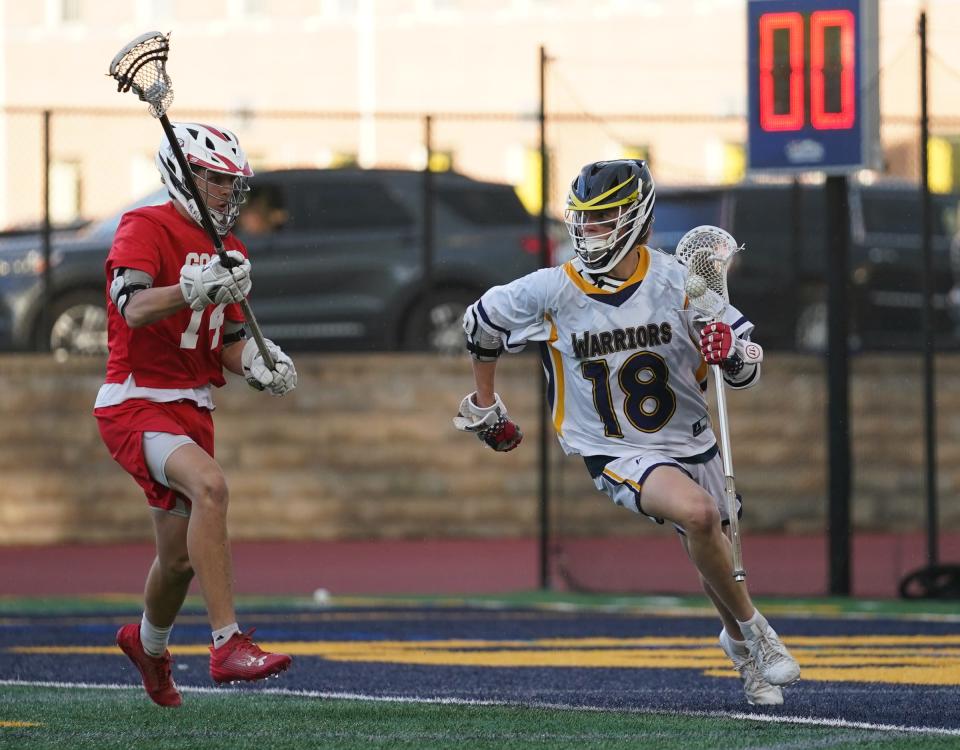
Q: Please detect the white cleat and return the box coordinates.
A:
[719,629,783,706]
[739,614,801,686]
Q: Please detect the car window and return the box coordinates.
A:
[437,185,531,225]
[731,188,794,271]
[82,188,168,241]
[289,179,414,231]
[648,194,724,252]
[236,183,289,237]
[861,192,959,238]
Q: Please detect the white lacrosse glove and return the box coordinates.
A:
[180,250,252,311]
[241,337,297,396]
[452,392,523,452]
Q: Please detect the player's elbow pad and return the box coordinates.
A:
[109,267,153,325]
[462,304,504,362]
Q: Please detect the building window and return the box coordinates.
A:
[130,154,159,200]
[49,0,81,24]
[50,160,82,225]
[320,0,358,18]
[136,0,172,23]
[228,0,266,18]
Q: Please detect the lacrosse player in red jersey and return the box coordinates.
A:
[455,159,800,706]
[94,123,296,707]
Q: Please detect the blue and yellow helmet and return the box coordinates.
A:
[564,159,655,274]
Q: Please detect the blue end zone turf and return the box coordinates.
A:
[2,600,958,731]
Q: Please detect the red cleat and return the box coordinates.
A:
[209,628,292,684]
[116,623,182,708]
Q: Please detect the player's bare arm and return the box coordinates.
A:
[120,283,188,328]
[472,359,497,407]
[220,337,246,375]
[453,301,523,452]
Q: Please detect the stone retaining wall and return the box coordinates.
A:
[1,352,957,544]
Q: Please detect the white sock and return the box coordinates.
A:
[723,629,749,654]
[140,614,172,657]
[736,609,763,630]
[212,623,241,649]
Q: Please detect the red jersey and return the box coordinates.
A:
[104,201,247,389]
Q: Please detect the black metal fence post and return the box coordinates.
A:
[537,45,551,590]
[41,109,52,352]
[422,114,435,288]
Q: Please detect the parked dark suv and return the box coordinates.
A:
[0,168,562,355]
[649,180,960,351]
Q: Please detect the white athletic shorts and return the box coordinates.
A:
[142,431,195,517]
[589,449,741,532]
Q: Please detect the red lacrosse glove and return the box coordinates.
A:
[480,417,523,452]
[699,321,734,365]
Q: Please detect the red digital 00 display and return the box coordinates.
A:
[759,9,855,131]
[747,0,879,173]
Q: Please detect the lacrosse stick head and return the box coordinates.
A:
[675,225,741,321]
[108,31,173,118]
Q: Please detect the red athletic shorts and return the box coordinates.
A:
[95,399,214,514]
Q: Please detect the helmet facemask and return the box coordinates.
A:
[565,199,648,274]
[190,165,250,235]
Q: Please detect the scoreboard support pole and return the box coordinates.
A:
[747,0,879,596]
[825,175,852,596]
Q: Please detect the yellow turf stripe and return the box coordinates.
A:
[12,636,960,685]
[0,721,41,727]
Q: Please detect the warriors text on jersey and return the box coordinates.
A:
[103,202,246,390]
[472,247,754,460]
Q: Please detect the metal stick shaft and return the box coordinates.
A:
[157,115,275,370]
[712,365,746,581]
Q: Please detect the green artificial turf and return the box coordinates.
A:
[1,685,957,750]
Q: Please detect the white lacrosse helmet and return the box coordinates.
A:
[156,122,253,235]
[564,159,656,274]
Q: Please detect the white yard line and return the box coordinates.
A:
[2,678,959,737]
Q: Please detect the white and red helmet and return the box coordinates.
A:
[156,122,253,235]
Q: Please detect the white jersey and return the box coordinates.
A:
[473,247,755,460]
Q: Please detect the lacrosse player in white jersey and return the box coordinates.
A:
[454,159,800,705]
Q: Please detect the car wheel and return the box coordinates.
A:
[42,290,108,357]
[402,290,478,354]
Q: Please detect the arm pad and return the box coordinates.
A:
[109,267,153,320]
[462,303,503,362]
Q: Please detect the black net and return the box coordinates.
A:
[108,32,174,118]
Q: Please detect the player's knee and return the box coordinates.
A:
[192,468,230,513]
[679,491,720,536]
[163,553,194,582]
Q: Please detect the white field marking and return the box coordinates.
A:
[2,679,959,737]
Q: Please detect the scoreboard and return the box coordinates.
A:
[747,0,880,173]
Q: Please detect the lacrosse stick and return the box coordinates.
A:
[108,31,275,370]
[676,225,754,582]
